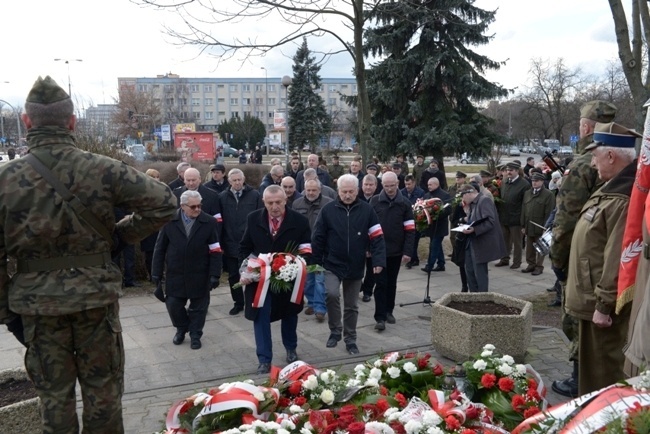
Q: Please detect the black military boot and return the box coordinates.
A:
[552,361,578,397]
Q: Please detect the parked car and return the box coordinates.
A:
[521,145,533,153]
[558,146,573,156]
[222,145,239,157]
[508,146,521,156]
[459,153,488,164]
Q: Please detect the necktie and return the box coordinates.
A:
[534,189,539,195]
[235,191,241,201]
[271,218,280,237]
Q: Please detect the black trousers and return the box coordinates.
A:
[373,256,403,321]
[360,257,375,297]
[165,293,210,338]
[224,256,245,308]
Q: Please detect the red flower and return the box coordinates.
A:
[498,377,515,393]
[465,405,479,420]
[338,404,358,418]
[526,388,541,402]
[376,398,390,413]
[271,254,286,272]
[395,392,407,408]
[511,394,526,412]
[527,378,538,390]
[389,420,406,434]
[417,354,431,369]
[337,415,356,427]
[433,364,444,376]
[450,389,462,401]
[445,415,461,431]
[278,397,291,407]
[294,396,307,406]
[348,421,366,434]
[380,386,389,396]
[523,407,541,419]
[461,430,478,434]
[287,381,302,396]
[403,352,417,359]
[481,373,497,388]
[362,403,381,419]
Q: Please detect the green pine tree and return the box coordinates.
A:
[288,38,332,153]
[365,0,509,162]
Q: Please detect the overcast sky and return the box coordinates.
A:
[1,0,623,111]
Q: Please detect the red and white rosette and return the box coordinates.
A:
[251,253,307,308]
[279,360,320,383]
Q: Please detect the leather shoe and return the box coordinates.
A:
[315,312,326,322]
[521,266,535,273]
[510,263,521,269]
[547,298,562,307]
[362,295,371,302]
[257,363,271,375]
[346,344,359,355]
[386,313,396,324]
[494,260,509,267]
[374,321,386,331]
[405,261,413,269]
[421,266,432,273]
[552,378,578,398]
[432,265,445,272]
[229,305,243,315]
[304,307,315,315]
[546,286,557,292]
[173,332,185,345]
[286,349,298,363]
[190,338,201,350]
[326,334,341,348]
[531,268,543,276]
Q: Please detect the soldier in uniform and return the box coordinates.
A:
[520,172,555,275]
[0,76,176,433]
[495,161,529,269]
[550,100,616,397]
[411,155,426,186]
[328,154,345,188]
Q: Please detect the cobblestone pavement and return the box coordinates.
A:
[0,262,572,434]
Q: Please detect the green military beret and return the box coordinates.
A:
[530,172,546,182]
[505,161,521,170]
[584,122,641,151]
[26,76,70,104]
[479,170,492,177]
[580,100,617,123]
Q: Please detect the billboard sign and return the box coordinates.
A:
[161,124,171,141]
[174,132,215,162]
[174,123,196,133]
[273,110,286,130]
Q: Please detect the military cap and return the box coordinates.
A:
[530,172,546,182]
[585,122,641,151]
[495,164,505,171]
[210,163,226,172]
[26,76,70,104]
[455,171,467,178]
[580,100,617,123]
[479,169,492,177]
[430,159,439,165]
[332,154,339,160]
[416,154,424,159]
[505,161,521,170]
[366,163,379,171]
[392,162,402,170]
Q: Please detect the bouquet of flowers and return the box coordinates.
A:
[413,198,450,232]
[462,345,547,430]
[488,179,503,203]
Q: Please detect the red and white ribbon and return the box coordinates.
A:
[251,253,307,308]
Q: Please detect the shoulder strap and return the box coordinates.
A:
[24,153,113,242]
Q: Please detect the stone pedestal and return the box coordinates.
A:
[431,292,533,362]
[0,368,40,434]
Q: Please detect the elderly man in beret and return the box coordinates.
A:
[551,100,617,398]
[495,160,529,269]
[520,172,555,276]
[564,122,639,395]
[0,76,176,433]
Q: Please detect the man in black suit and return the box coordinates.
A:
[239,185,312,374]
[168,162,190,191]
[173,168,221,220]
[152,190,222,350]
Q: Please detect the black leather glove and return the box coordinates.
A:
[6,315,26,347]
[153,280,166,302]
[210,276,220,290]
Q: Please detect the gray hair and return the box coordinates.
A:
[263,184,286,199]
[228,168,245,180]
[598,145,637,162]
[270,158,282,166]
[25,99,74,128]
[270,165,284,176]
[304,178,321,190]
[362,174,377,185]
[303,168,317,180]
[338,174,360,189]
[471,175,482,185]
[176,162,191,172]
[180,189,202,205]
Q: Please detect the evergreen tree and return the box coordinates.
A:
[288,38,332,152]
[217,116,265,150]
[365,0,509,162]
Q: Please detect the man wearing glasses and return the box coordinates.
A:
[152,190,222,350]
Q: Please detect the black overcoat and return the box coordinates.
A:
[152,210,222,298]
[239,207,311,322]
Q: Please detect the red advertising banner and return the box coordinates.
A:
[174,132,215,162]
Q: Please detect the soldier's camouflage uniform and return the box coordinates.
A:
[551,135,604,360]
[0,121,176,431]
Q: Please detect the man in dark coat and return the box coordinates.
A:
[313,174,386,355]
[459,184,507,292]
[204,164,230,194]
[173,168,221,219]
[495,161,529,269]
[239,185,312,374]
[419,159,448,191]
[521,172,555,275]
[259,165,284,194]
[152,190,222,350]
[422,177,452,272]
[296,154,331,192]
[401,174,425,269]
[168,162,190,191]
[219,168,262,315]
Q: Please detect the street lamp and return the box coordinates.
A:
[54,58,83,96]
[0,99,23,145]
[281,75,293,166]
[261,66,269,155]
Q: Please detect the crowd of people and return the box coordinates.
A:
[1,74,649,433]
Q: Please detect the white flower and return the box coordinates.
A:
[320,389,334,405]
[264,421,281,430]
[481,350,493,357]
[364,377,379,388]
[369,367,383,380]
[302,375,318,390]
[320,369,336,384]
[385,353,399,364]
[374,360,384,368]
[473,359,487,370]
[280,419,296,430]
[422,410,442,426]
[243,379,255,385]
[365,421,396,434]
[403,362,417,374]
[426,427,445,434]
[515,364,527,376]
[346,378,361,387]
[498,363,513,376]
[277,430,290,434]
[251,420,266,428]
[354,364,366,373]
[387,366,401,379]
[300,427,313,434]
[404,420,423,434]
[253,391,265,401]
[386,410,402,422]
[289,404,304,414]
[500,355,515,365]
[483,344,496,351]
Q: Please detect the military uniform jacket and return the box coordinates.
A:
[521,187,555,237]
[369,191,415,258]
[497,176,529,226]
[551,145,603,271]
[565,160,636,320]
[328,164,345,186]
[152,210,222,299]
[0,127,176,320]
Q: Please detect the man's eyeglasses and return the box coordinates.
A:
[183,204,202,210]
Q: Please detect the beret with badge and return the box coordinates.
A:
[580,100,617,123]
[26,76,70,104]
[584,122,641,151]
